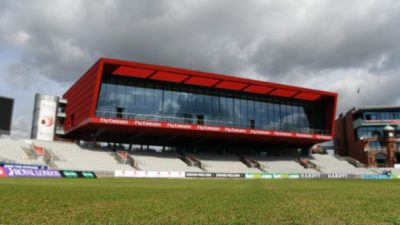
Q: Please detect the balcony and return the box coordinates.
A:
[353,118,399,129]
[95,110,330,135]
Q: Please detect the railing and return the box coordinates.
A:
[95,111,330,135]
[368,147,387,152]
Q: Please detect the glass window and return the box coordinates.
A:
[95,76,329,134]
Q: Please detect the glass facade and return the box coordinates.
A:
[356,126,400,140]
[368,141,386,150]
[361,111,400,120]
[95,75,328,134]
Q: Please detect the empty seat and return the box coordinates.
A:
[191,153,261,173]
[130,151,203,172]
[308,154,376,174]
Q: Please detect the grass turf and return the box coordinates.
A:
[1,178,400,225]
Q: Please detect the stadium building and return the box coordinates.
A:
[4,58,398,178]
[335,106,400,168]
[32,58,337,154]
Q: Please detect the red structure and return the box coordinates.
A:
[62,58,337,149]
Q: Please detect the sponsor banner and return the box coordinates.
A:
[114,171,399,179]
[244,173,302,179]
[214,173,243,178]
[300,173,321,179]
[37,99,57,141]
[185,172,244,178]
[81,171,96,178]
[391,174,400,179]
[185,172,213,178]
[262,173,274,179]
[360,174,392,180]
[115,170,135,178]
[61,170,78,178]
[0,167,7,177]
[115,170,185,178]
[92,118,332,141]
[326,174,349,179]
[2,163,47,170]
[245,173,262,179]
[60,170,96,178]
[287,173,300,179]
[6,167,61,178]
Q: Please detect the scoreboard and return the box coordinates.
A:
[0,96,14,135]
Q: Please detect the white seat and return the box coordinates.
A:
[191,153,261,173]
[130,151,203,172]
[308,154,376,174]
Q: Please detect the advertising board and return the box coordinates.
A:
[0,167,7,177]
[60,170,96,178]
[36,99,57,141]
[93,118,332,141]
[5,167,61,178]
[115,170,185,178]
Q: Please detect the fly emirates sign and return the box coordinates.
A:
[94,117,331,140]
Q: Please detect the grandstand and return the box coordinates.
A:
[250,155,320,174]
[0,139,46,166]
[0,138,384,176]
[130,151,203,172]
[189,153,262,173]
[308,154,376,175]
[31,140,134,172]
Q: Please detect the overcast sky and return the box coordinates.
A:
[1,0,400,137]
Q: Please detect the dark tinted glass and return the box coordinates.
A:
[0,97,13,134]
[95,76,328,134]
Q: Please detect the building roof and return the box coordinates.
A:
[100,58,337,101]
[353,105,400,113]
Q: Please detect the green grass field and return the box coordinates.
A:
[1,178,400,225]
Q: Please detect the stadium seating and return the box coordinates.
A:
[190,153,262,173]
[130,151,203,172]
[250,155,320,174]
[308,154,376,174]
[0,138,387,176]
[31,140,134,172]
[0,139,46,166]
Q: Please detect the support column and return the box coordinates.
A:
[366,151,377,167]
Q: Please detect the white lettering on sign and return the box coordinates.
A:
[295,133,313,138]
[315,135,331,140]
[249,130,271,135]
[196,125,221,132]
[166,123,192,129]
[134,121,162,127]
[224,127,246,133]
[273,131,293,137]
[99,118,129,125]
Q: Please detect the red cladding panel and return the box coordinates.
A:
[269,88,298,97]
[150,71,189,83]
[215,81,248,90]
[294,92,321,101]
[112,66,154,78]
[243,85,274,94]
[184,76,220,87]
[63,61,100,131]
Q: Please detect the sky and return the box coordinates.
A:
[1,0,400,138]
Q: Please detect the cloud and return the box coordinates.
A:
[0,0,400,137]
